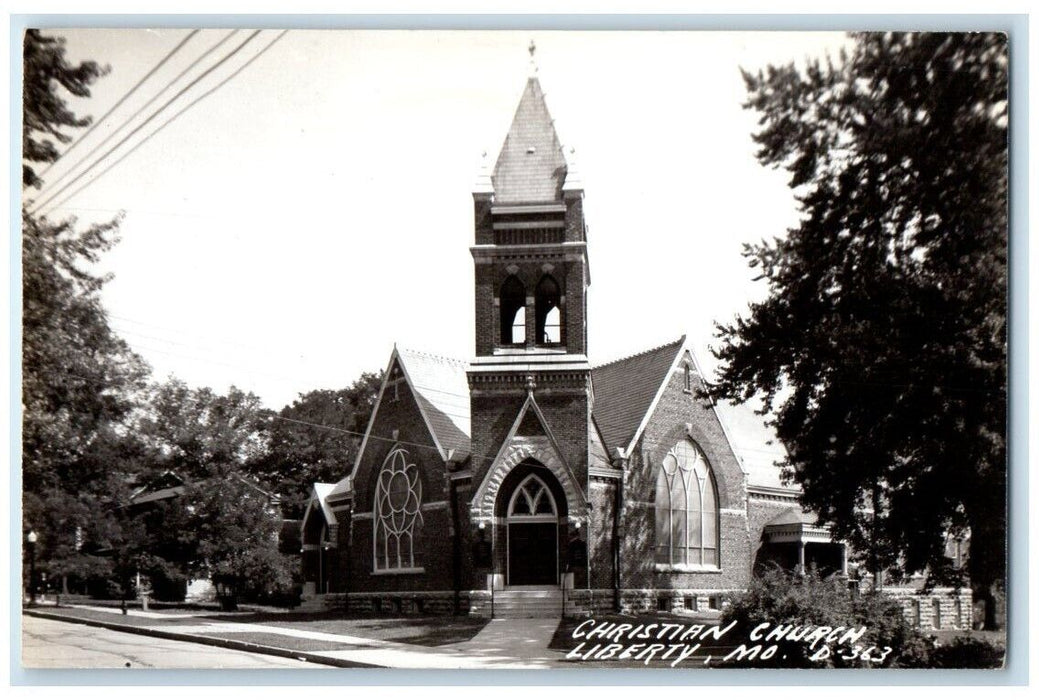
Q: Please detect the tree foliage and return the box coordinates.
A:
[711,33,1007,626]
[22,29,107,190]
[141,379,271,480]
[721,566,931,668]
[189,476,294,609]
[253,373,382,517]
[21,29,150,592]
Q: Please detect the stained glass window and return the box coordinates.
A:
[654,440,719,567]
[373,448,423,571]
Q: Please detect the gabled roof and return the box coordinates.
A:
[351,346,472,478]
[766,506,819,527]
[714,398,792,491]
[591,337,686,455]
[307,482,338,526]
[491,77,568,204]
[397,347,471,462]
[128,471,279,507]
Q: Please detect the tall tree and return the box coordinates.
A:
[711,33,1007,628]
[252,372,382,518]
[22,29,106,190]
[142,379,271,481]
[133,380,288,603]
[21,29,150,592]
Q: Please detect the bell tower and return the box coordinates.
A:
[470,75,589,360]
[467,67,593,507]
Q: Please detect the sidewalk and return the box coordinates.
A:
[24,604,566,669]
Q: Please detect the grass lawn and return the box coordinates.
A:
[238,614,489,647]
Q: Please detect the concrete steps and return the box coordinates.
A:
[490,589,569,619]
[296,595,327,612]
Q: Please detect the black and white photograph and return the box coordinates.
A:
[16,24,1010,675]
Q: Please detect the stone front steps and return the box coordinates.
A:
[489,589,571,619]
[296,595,327,612]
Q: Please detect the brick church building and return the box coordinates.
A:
[299,74,970,625]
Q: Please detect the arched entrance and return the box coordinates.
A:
[506,474,559,586]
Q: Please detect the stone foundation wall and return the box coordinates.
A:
[563,588,735,616]
[321,590,469,616]
[556,586,972,631]
[883,587,973,631]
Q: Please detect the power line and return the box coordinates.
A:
[44,30,288,215]
[32,30,262,215]
[31,29,240,207]
[37,29,201,178]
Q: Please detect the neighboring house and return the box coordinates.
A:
[128,470,284,602]
[300,74,970,627]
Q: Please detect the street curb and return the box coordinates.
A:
[23,608,383,669]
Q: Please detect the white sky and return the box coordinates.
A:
[27,29,851,412]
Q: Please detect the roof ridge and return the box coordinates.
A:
[592,336,686,370]
[398,347,468,366]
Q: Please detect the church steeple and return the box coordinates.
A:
[470,71,589,361]
[466,64,595,582]
[491,77,568,204]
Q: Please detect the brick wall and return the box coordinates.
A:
[620,365,752,592]
[472,258,586,356]
[746,493,803,568]
[588,479,617,589]
[345,369,456,593]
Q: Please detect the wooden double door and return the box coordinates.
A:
[507,521,558,586]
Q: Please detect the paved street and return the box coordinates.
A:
[21,614,319,669]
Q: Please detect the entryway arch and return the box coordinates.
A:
[505,473,560,586]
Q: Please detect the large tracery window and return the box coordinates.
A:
[373,447,423,572]
[655,440,719,568]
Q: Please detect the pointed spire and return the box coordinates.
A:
[491,76,567,204]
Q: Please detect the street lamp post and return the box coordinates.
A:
[26,530,38,606]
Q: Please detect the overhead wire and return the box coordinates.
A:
[31,29,240,207]
[45,30,289,215]
[32,30,264,215]
[36,29,201,178]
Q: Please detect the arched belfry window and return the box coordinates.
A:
[500,276,526,345]
[535,275,562,345]
[373,447,423,571]
[655,440,719,567]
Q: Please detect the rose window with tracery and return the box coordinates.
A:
[373,447,423,571]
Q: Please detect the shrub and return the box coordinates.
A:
[720,565,930,668]
[931,636,1005,669]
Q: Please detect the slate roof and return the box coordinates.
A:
[714,398,791,490]
[398,348,472,461]
[491,77,568,204]
[591,338,686,455]
[765,505,819,527]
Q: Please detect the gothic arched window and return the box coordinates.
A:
[500,276,526,345]
[654,440,719,567]
[508,474,557,518]
[535,275,561,344]
[373,447,423,571]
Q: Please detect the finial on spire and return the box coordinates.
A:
[528,39,538,77]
